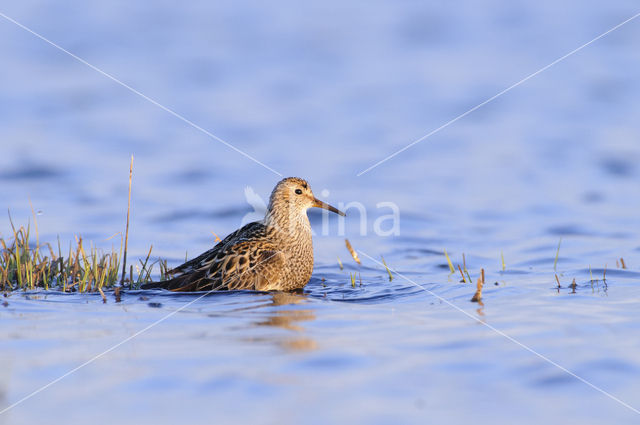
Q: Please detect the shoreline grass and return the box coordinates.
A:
[0,221,163,292]
[1,156,166,293]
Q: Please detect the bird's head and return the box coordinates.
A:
[267,177,345,219]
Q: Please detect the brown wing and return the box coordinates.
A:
[212,247,285,291]
[148,245,285,292]
[165,221,264,276]
[142,222,285,292]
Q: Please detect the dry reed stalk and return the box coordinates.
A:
[120,155,134,286]
[457,264,466,283]
[345,239,361,265]
[471,276,483,302]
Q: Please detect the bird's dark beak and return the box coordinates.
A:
[312,198,345,216]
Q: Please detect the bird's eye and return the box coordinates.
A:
[295,189,303,195]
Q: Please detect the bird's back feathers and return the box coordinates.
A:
[142,221,285,291]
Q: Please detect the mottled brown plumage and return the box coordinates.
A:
[142,177,344,292]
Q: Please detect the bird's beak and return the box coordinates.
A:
[312,198,346,216]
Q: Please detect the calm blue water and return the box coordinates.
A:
[1,1,640,424]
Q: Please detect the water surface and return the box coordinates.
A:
[1,0,640,424]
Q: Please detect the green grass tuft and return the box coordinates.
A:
[1,220,160,293]
[443,249,454,274]
[381,255,393,282]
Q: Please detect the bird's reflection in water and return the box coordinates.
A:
[253,292,317,352]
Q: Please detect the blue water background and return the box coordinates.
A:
[1,1,640,424]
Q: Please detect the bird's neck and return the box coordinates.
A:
[264,207,312,241]
[264,204,315,282]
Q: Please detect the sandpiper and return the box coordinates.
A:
[142,177,345,292]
